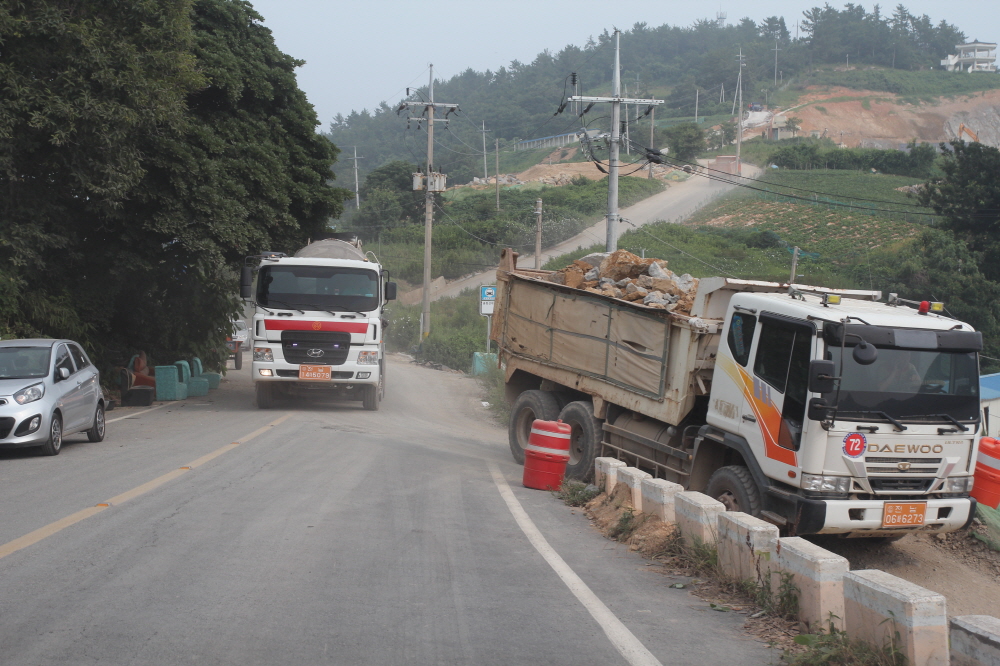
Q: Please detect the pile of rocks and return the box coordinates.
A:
[546,250,699,313]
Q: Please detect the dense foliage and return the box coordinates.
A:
[767,139,938,177]
[0,0,349,370]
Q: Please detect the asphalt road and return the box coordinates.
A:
[0,355,775,665]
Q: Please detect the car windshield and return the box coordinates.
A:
[0,347,51,379]
[233,321,247,332]
[257,266,379,313]
[827,345,980,424]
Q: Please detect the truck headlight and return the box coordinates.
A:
[357,351,378,365]
[253,347,273,362]
[944,476,974,493]
[14,383,45,405]
[801,474,851,493]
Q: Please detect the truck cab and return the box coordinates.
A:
[241,239,396,411]
[704,290,980,536]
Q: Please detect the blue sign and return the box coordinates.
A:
[481,286,496,301]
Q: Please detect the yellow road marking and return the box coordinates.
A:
[0,413,293,561]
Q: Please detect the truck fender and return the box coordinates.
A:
[690,425,772,495]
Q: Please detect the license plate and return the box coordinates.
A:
[882,502,926,528]
[298,364,331,381]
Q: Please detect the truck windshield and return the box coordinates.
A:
[827,346,980,424]
[257,266,379,312]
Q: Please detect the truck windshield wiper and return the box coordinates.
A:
[263,299,305,314]
[899,413,970,432]
[838,410,907,432]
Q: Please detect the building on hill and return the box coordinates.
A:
[940,41,997,72]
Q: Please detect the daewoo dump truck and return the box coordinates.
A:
[492,248,982,537]
[240,236,396,411]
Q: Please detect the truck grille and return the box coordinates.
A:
[869,478,934,492]
[281,331,351,366]
[0,417,14,438]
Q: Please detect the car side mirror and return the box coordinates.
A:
[808,359,837,394]
[57,367,70,380]
[240,266,253,300]
[385,282,397,301]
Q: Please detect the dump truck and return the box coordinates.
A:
[240,236,396,411]
[492,248,982,537]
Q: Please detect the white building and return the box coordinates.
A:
[941,41,997,72]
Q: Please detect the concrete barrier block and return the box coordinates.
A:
[844,570,948,666]
[616,467,651,512]
[951,615,1000,666]
[594,457,626,493]
[675,492,725,547]
[641,478,683,523]
[772,537,848,632]
[716,512,779,582]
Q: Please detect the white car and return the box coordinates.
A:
[0,339,106,456]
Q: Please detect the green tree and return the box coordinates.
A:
[358,160,425,222]
[355,188,404,232]
[919,141,1000,281]
[784,116,802,138]
[663,123,705,161]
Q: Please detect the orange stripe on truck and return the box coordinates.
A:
[264,319,368,334]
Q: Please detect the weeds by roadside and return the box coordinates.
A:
[555,480,600,507]
[476,363,509,424]
[784,616,906,666]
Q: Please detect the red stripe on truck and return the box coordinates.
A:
[264,320,368,334]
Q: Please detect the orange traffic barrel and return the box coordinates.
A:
[523,419,571,491]
[973,437,1000,509]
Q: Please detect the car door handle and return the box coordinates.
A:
[742,414,757,423]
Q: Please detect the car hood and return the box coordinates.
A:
[0,377,46,398]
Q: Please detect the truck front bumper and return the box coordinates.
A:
[251,360,380,387]
[792,495,976,536]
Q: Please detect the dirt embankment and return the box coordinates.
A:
[776,86,1000,148]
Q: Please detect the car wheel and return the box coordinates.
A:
[39,413,63,456]
[234,347,243,370]
[87,403,106,442]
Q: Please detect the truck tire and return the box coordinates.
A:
[558,400,601,481]
[705,466,761,516]
[362,383,380,411]
[234,347,243,370]
[508,390,561,464]
[256,382,273,409]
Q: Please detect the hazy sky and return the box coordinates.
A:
[246,0,1000,129]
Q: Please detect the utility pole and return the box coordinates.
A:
[736,49,745,176]
[569,29,662,252]
[534,199,543,269]
[694,88,699,123]
[397,64,459,339]
[773,40,781,86]
[648,105,655,180]
[788,246,800,289]
[495,138,500,211]
[479,121,489,179]
[348,146,363,208]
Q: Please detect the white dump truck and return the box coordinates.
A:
[492,249,982,537]
[240,236,396,410]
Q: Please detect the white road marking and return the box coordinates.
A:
[488,462,663,666]
[106,403,169,423]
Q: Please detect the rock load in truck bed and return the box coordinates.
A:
[546,249,698,313]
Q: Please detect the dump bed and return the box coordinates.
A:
[491,250,814,426]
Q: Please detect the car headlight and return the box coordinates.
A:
[801,474,851,494]
[253,347,273,362]
[13,383,45,405]
[357,351,378,365]
[944,476,974,493]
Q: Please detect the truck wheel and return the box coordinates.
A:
[362,384,380,411]
[559,400,601,481]
[234,347,243,370]
[705,466,761,516]
[256,382,273,409]
[508,390,561,464]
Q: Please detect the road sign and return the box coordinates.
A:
[480,285,496,316]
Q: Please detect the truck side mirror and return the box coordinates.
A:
[385,282,397,301]
[240,266,253,300]
[808,397,832,421]
[852,340,877,365]
[808,359,837,394]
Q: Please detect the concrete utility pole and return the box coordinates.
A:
[694,88,699,123]
[569,29,663,252]
[534,199,543,269]
[495,138,500,211]
[397,64,459,339]
[479,121,489,179]
[648,105,655,180]
[736,49,745,176]
[773,40,781,86]
[348,147,363,208]
[788,246,800,289]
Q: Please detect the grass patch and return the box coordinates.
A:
[798,67,1000,97]
[785,617,906,666]
[814,106,828,115]
[556,479,600,507]
[608,507,640,541]
[477,362,510,424]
